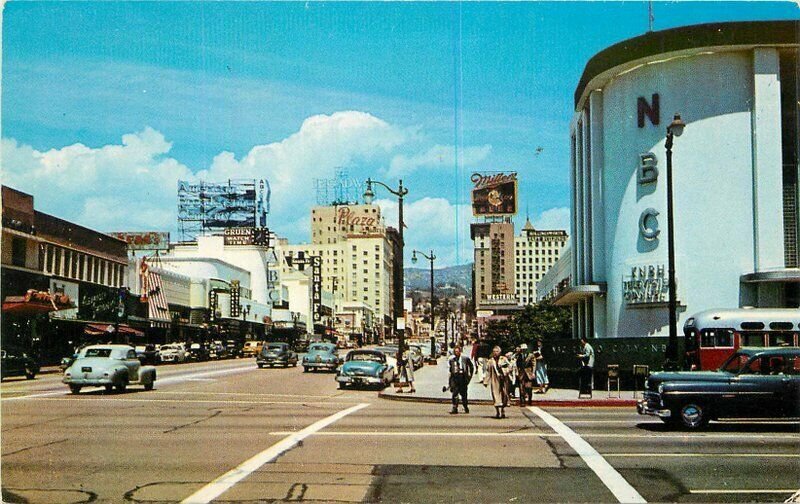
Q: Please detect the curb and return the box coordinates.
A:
[377,391,636,408]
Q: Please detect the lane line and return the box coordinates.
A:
[180,402,369,504]
[690,489,798,494]
[266,430,800,440]
[19,397,362,406]
[152,390,338,399]
[529,406,646,503]
[604,453,800,458]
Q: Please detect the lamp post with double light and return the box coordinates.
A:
[364,178,408,358]
[412,249,436,354]
[664,113,686,370]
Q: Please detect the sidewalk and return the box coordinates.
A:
[379,358,638,407]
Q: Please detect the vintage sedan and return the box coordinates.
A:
[63,344,157,394]
[1,348,39,380]
[336,349,395,389]
[256,342,298,368]
[638,347,800,429]
[303,342,340,372]
[159,343,187,363]
[242,340,264,358]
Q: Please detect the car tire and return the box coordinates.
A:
[69,385,81,394]
[338,382,346,389]
[303,367,309,373]
[678,402,709,429]
[144,381,154,391]
[25,369,36,380]
[257,363,264,369]
[104,385,114,393]
[115,382,127,393]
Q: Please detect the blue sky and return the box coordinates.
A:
[3,1,798,266]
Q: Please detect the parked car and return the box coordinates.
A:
[208,341,228,360]
[225,340,242,358]
[1,348,39,380]
[294,337,311,353]
[336,349,395,389]
[187,343,210,362]
[135,344,161,365]
[242,340,264,358]
[303,343,340,372]
[638,347,800,429]
[63,344,156,394]
[256,342,298,368]
[406,345,425,368]
[159,343,187,363]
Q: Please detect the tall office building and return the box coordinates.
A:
[471,220,515,310]
[514,219,568,305]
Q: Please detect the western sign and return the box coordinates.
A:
[471,172,518,216]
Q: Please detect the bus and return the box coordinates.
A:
[684,308,800,370]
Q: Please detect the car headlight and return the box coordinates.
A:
[657,383,665,394]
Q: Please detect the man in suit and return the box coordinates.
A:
[448,345,474,414]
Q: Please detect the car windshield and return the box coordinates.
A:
[267,344,283,351]
[720,353,750,373]
[349,353,382,363]
[84,348,112,358]
[309,344,329,352]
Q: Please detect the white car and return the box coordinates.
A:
[159,343,187,363]
[63,344,156,394]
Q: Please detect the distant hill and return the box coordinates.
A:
[404,263,472,297]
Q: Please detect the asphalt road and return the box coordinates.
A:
[2,359,798,503]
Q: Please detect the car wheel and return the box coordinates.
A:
[303,367,309,373]
[69,385,81,394]
[115,382,127,393]
[257,363,264,369]
[104,385,114,393]
[144,381,154,391]
[679,402,709,429]
[24,368,36,380]
[338,382,346,389]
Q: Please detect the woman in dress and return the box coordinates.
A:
[534,339,550,394]
[397,344,416,393]
[483,345,511,418]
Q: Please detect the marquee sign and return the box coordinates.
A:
[623,264,670,306]
[471,172,518,216]
[108,232,170,251]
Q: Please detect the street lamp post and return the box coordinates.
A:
[364,178,408,359]
[412,249,436,353]
[664,113,686,371]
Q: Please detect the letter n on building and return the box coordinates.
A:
[637,93,660,128]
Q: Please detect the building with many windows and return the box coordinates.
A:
[471,220,515,311]
[558,21,800,340]
[514,219,568,305]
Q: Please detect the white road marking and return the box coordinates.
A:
[180,402,369,504]
[153,390,337,399]
[690,489,798,494]
[529,406,646,504]
[24,397,362,406]
[266,430,800,440]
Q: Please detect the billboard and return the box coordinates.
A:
[177,179,269,242]
[223,227,271,247]
[108,231,170,251]
[471,172,518,216]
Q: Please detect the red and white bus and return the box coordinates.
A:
[684,308,800,370]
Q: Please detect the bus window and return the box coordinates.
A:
[741,321,765,330]
[701,329,734,348]
[684,330,697,351]
[741,332,766,347]
[769,322,794,331]
[768,333,793,346]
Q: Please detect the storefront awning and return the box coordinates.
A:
[553,283,606,306]
[84,323,145,338]
[2,290,74,315]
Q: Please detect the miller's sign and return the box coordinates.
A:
[623,264,670,306]
[471,172,518,216]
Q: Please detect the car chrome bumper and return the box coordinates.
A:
[336,375,382,384]
[637,400,671,418]
[63,377,114,386]
[304,362,337,369]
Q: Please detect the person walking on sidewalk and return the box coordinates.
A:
[534,339,550,394]
[448,345,474,414]
[483,345,511,419]
[518,344,536,406]
[396,345,416,394]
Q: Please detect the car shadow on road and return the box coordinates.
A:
[635,421,800,433]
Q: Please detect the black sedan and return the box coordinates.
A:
[1,348,39,380]
[256,342,298,368]
[639,347,800,429]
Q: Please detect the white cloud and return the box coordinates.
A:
[376,197,473,267]
[532,206,571,231]
[387,144,491,178]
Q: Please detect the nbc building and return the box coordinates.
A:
[556,21,800,339]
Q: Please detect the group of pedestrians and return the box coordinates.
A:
[445,340,550,419]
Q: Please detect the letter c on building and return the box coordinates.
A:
[639,208,660,241]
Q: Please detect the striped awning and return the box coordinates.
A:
[140,258,171,323]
